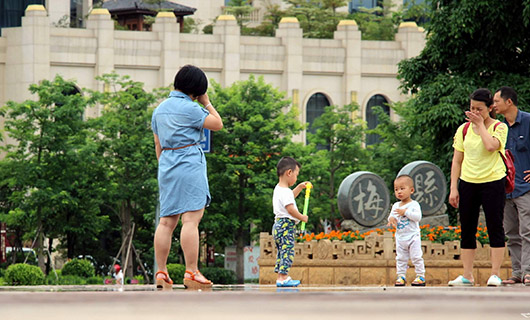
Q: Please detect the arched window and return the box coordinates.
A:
[366,94,390,145]
[306,93,330,144]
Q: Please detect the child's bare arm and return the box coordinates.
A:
[387,216,397,228]
[286,204,308,223]
[293,181,310,198]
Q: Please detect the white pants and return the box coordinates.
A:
[396,234,425,276]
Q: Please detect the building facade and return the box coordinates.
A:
[0,5,425,146]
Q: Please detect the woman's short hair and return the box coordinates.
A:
[470,88,493,107]
[174,65,208,97]
[470,88,495,117]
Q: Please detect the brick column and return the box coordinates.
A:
[4,5,50,102]
[86,8,114,92]
[395,21,426,59]
[334,20,362,111]
[275,17,303,141]
[152,12,180,88]
[213,15,240,87]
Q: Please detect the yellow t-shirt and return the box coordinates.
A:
[452,121,508,183]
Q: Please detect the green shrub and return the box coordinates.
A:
[59,275,86,285]
[86,276,104,284]
[0,268,5,278]
[0,277,4,285]
[133,275,145,284]
[5,263,45,285]
[201,267,236,284]
[61,258,95,278]
[166,263,186,284]
[45,273,60,285]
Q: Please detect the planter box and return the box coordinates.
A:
[258,232,512,286]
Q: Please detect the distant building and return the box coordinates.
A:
[102,0,196,31]
[0,4,425,148]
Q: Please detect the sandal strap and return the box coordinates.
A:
[156,271,173,284]
[184,270,212,284]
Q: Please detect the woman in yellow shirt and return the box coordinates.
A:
[448,88,508,287]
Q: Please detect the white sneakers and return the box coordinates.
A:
[487,275,502,287]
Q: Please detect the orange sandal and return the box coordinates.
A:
[155,271,173,291]
[183,270,213,289]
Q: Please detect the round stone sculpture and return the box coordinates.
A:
[397,161,447,216]
[337,171,390,227]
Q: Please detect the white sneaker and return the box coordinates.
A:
[487,275,502,287]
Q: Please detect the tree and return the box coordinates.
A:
[286,0,344,38]
[322,0,348,15]
[225,0,255,27]
[302,104,366,227]
[0,76,106,272]
[89,73,163,278]
[397,0,530,178]
[348,0,400,40]
[205,76,302,282]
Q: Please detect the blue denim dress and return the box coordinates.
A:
[151,91,211,217]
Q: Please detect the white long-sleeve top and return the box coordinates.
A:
[387,200,422,241]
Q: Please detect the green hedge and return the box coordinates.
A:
[5,263,45,285]
[61,258,95,278]
[201,267,236,284]
[166,263,186,284]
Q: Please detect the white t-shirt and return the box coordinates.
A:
[273,185,299,223]
[387,200,422,241]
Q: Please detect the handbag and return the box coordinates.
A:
[463,121,515,193]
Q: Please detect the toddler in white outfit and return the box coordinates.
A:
[387,174,426,286]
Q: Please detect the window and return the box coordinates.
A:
[306,93,330,145]
[0,0,45,35]
[348,0,383,13]
[365,94,389,145]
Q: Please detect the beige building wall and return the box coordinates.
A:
[0,5,425,146]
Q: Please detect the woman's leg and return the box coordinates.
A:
[154,215,180,276]
[491,247,505,276]
[458,180,481,281]
[461,248,476,281]
[481,178,506,276]
[180,208,205,278]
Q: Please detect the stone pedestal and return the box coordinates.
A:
[258,232,511,286]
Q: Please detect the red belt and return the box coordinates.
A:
[162,143,198,151]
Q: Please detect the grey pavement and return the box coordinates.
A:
[1,284,530,320]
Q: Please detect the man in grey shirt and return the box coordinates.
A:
[494,86,530,285]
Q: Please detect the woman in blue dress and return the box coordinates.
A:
[152,65,223,290]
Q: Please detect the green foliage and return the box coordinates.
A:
[206,75,301,281]
[86,276,104,285]
[61,258,95,278]
[206,76,301,244]
[166,263,186,284]
[391,0,530,222]
[349,1,399,40]
[5,263,45,285]
[299,103,366,229]
[201,267,237,284]
[182,17,201,34]
[203,24,214,34]
[133,275,145,284]
[225,0,254,27]
[0,75,107,266]
[89,72,163,278]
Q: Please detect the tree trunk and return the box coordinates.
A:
[36,213,45,273]
[235,175,246,284]
[120,201,134,279]
[45,237,53,275]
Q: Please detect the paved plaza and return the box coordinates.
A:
[1,284,530,320]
